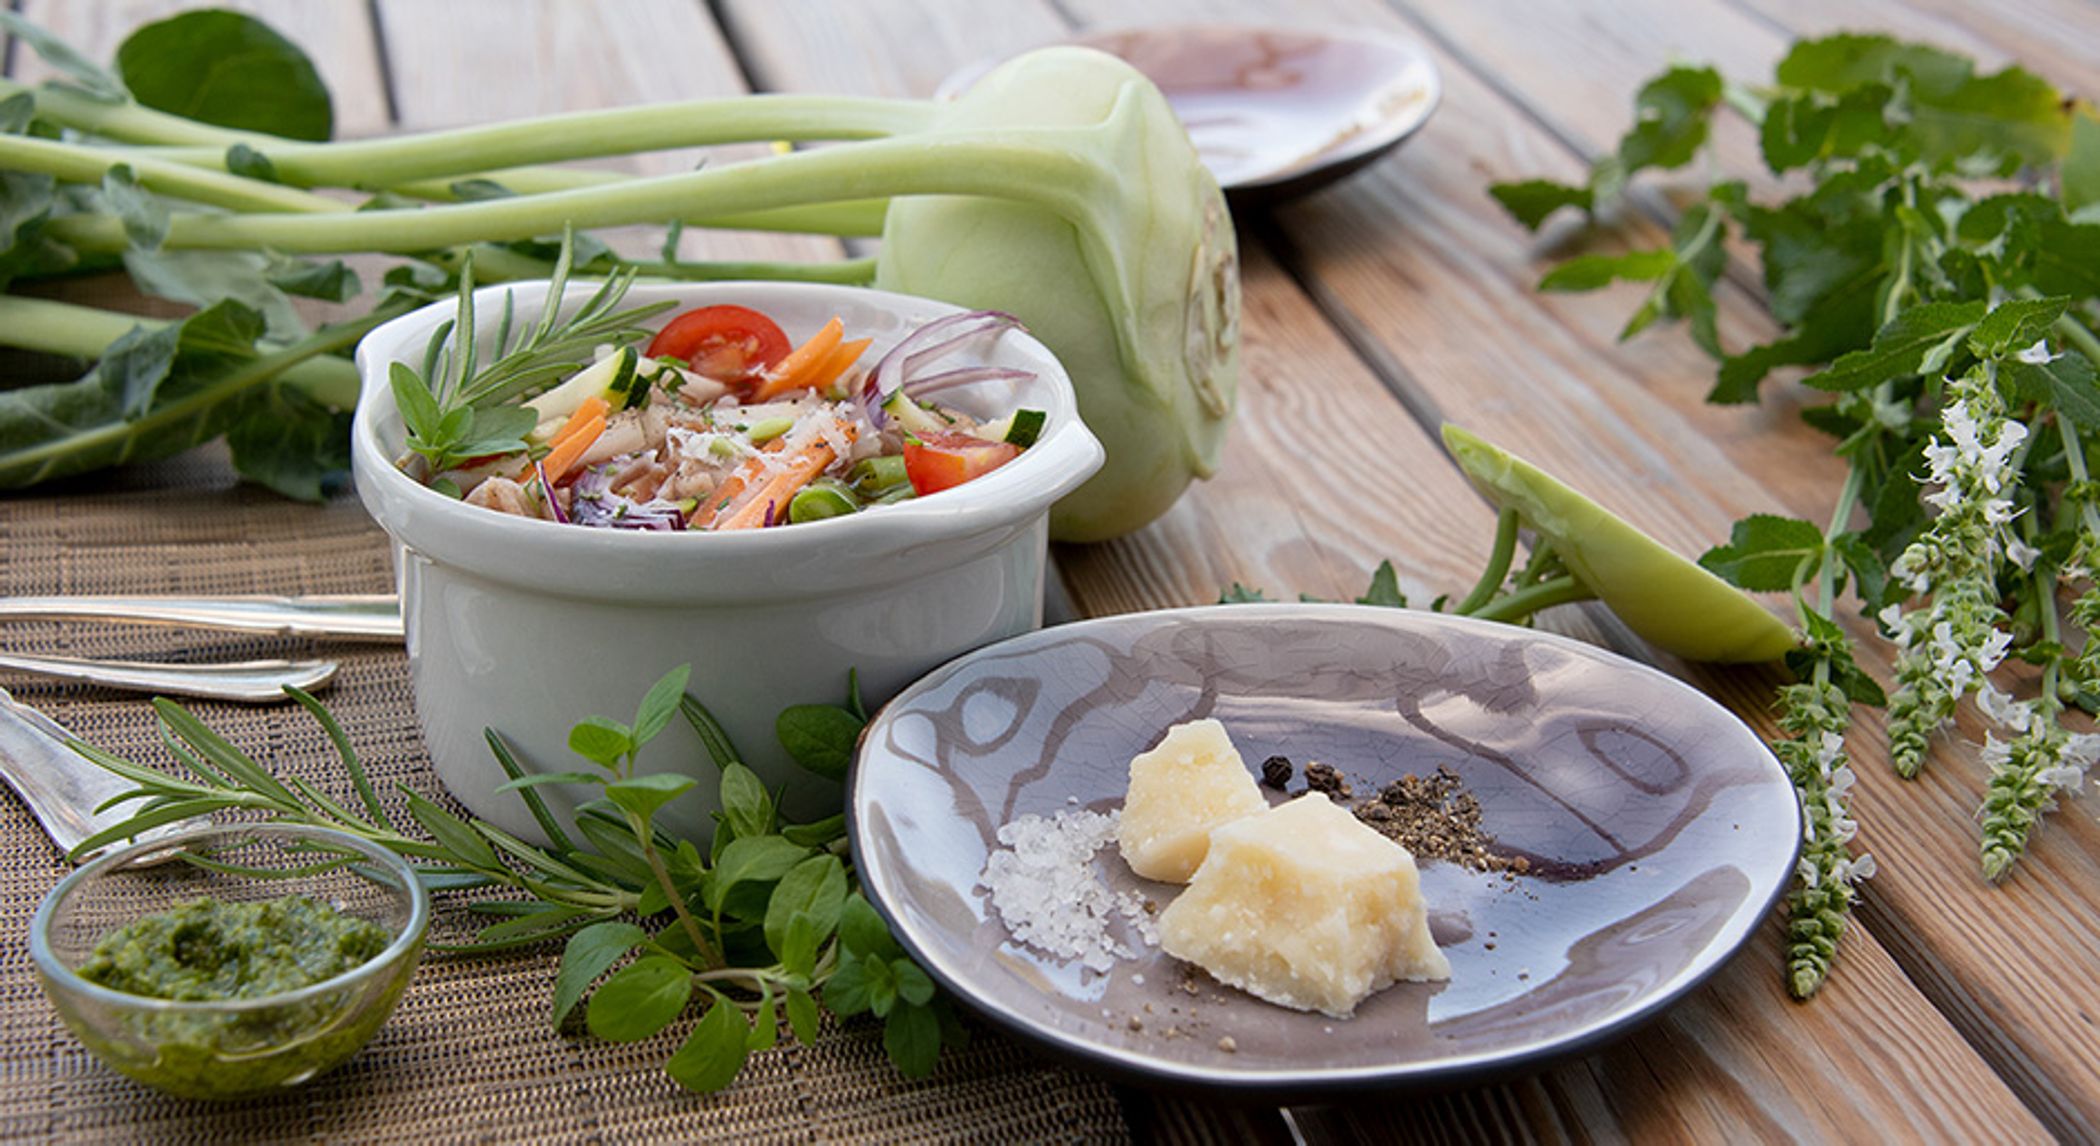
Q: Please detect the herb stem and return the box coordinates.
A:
[632,814,718,969]
[1455,507,1522,615]
[1466,573,1593,623]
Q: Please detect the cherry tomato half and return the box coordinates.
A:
[645,305,791,386]
[903,430,1022,496]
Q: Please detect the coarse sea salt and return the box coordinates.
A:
[978,808,1157,972]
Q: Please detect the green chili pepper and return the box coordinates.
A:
[1441,424,1798,664]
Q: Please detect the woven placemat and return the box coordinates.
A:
[0,448,1131,1143]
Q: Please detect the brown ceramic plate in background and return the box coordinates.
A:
[849,605,1799,1099]
[935,25,1441,203]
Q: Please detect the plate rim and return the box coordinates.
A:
[847,602,1802,1097]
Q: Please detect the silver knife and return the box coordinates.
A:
[0,686,199,859]
[0,594,403,642]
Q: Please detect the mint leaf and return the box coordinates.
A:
[2066,106,2100,216]
[764,855,846,959]
[567,718,633,769]
[633,665,691,748]
[838,894,901,960]
[893,959,935,1007]
[2033,217,2100,299]
[824,953,872,1016]
[588,956,692,1043]
[1355,560,1407,608]
[1970,297,2069,358]
[1802,300,1986,391]
[553,922,646,1028]
[884,1004,942,1078]
[1217,582,1272,604]
[2006,352,2100,432]
[603,773,696,821]
[718,762,774,839]
[1538,249,1675,292]
[775,704,862,782]
[1489,179,1593,230]
[785,987,821,1044]
[1700,515,1826,591]
[705,836,808,913]
[116,10,333,141]
[665,1000,750,1093]
[1616,66,1723,175]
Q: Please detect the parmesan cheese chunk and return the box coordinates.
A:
[1116,719,1268,883]
[1158,794,1451,1017]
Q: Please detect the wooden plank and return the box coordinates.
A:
[372,0,838,264]
[1329,0,2100,1134]
[720,0,2048,1140]
[11,0,392,138]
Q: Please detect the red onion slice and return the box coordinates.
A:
[862,310,1031,427]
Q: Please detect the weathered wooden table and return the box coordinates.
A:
[4,1,2096,1141]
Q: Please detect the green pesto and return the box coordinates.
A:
[68,895,405,1100]
[82,895,388,1002]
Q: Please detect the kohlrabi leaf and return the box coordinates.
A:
[224,385,353,502]
[0,11,127,101]
[115,10,333,141]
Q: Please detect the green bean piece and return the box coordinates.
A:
[788,479,859,523]
[1441,424,1798,663]
[744,416,795,445]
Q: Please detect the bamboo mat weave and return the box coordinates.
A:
[0,447,1130,1143]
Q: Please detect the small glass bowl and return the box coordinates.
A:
[30,823,428,1100]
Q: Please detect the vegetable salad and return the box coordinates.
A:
[408,305,1043,531]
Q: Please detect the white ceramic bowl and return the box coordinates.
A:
[351,281,1104,843]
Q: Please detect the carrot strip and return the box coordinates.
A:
[750,316,843,400]
[692,419,857,530]
[540,412,606,481]
[546,395,610,449]
[803,337,873,395]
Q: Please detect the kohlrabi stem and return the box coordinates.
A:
[43,130,1106,255]
[1466,573,1594,623]
[139,95,938,188]
[0,77,899,236]
[1454,507,1522,614]
[424,245,878,287]
[0,134,340,213]
[0,295,364,407]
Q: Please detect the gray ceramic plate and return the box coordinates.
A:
[849,605,1800,1098]
[936,25,1441,203]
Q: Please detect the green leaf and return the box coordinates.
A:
[883,1004,942,1079]
[586,955,693,1042]
[226,385,352,502]
[864,955,900,1017]
[2006,352,2100,433]
[225,143,279,183]
[1489,178,1593,230]
[1970,297,2070,359]
[781,813,846,849]
[265,256,361,302]
[633,665,691,748]
[785,987,821,1044]
[775,705,863,783]
[1615,66,1724,175]
[893,959,935,1007]
[838,894,900,960]
[116,10,333,141]
[749,991,779,1052]
[568,718,633,769]
[1354,560,1407,607]
[495,770,606,793]
[718,762,775,838]
[604,772,696,822]
[765,855,847,959]
[1802,301,1987,391]
[122,248,307,342]
[2033,217,2100,300]
[824,952,872,1016]
[1538,249,1676,292]
[707,835,809,912]
[1217,582,1272,604]
[0,11,126,101]
[778,912,820,978]
[1699,515,1827,591]
[664,999,751,1093]
[2066,104,2100,216]
[101,166,169,252]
